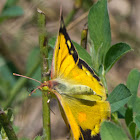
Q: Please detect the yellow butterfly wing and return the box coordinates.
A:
[50,14,110,140]
[51,16,106,100]
[54,92,110,140]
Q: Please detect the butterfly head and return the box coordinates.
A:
[39,81,51,91]
[13,73,53,95]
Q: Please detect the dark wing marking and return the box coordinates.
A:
[59,15,78,63]
[78,59,100,82]
[79,128,101,140]
[62,94,97,106]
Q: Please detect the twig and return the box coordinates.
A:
[65,9,77,26]
[0,110,18,140]
[67,11,88,30]
[37,8,51,140]
[81,25,88,49]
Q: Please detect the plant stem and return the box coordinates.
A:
[4,58,40,109]
[37,9,50,140]
[0,110,18,140]
[102,70,108,95]
[81,26,88,49]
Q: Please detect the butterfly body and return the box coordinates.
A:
[41,14,110,140]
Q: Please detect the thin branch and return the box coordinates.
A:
[81,25,88,49]
[37,8,51,140]
[0,110,18,140]
[67,11,88,30]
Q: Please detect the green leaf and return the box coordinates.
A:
[88,0,111,71]
[117,107,126,118]
[0,6,24,18]
[48,36,56,48]
[101,121,129,140]
[127,69,140,108]
[134,114,140,130]
[125,108,133,126]
[4,0,18,8]
[107,84,131,113]
[134,97,140,114]
[129,122,136,140]
[105,43,131,72]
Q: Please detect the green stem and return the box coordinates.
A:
[102,73,108,95]
[99,65,108,95]
[37,9,50,140]
[81,26,88,49]
[4,59,40,109]
[0,110,18,140]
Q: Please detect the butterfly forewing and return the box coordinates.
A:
[51,16,78,79]
[51,15,106,100]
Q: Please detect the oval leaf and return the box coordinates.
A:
[126,69,140,108]
[125,108,133,127]
[129,122,136,139]
[134,114,140,130]
[88,0,111,70]
[107,84,131,113]
[133,97,140,114]
[0,6,24,18]
[101,121,129,140]
[105,43,131,72]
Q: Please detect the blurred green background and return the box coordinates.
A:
[0,0,140,139]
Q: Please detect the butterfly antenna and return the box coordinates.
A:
[13,73,42,84]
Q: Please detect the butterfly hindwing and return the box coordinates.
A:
[54,92,110,140]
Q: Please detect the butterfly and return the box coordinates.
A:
[43,14,110,140]
[14,13,110,140]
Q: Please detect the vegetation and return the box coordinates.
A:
[0,0,140,140]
